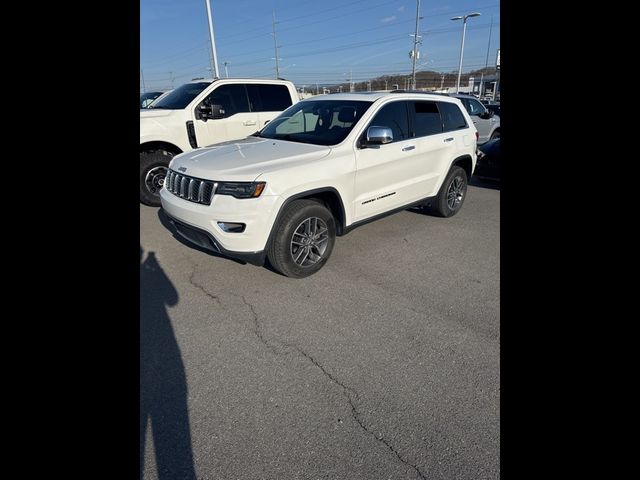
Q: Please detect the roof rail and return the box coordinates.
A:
[389,90,450,96]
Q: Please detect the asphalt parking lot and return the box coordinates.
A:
[140,181,500,480]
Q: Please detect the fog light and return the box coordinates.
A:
[217,222,246,233]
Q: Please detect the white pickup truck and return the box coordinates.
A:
[140,78,299,206]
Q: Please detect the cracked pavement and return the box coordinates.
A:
[140,182,500,479]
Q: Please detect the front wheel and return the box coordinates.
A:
[140,150,175,206]
[267,200,336,278]
[427,165,468,218]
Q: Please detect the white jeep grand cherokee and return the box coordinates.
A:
[160,92,478,278]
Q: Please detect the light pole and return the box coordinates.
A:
[223,61,230,78]
[410,0,422,90]
[204,0,220,78]
[451,12,481,93]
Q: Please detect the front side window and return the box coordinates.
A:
[411,101,443,137]
[467,98,486,116]
[149,82,211,110]
[204,84,250,117]
[439,102,468,132]
[258,100,372,146]
[368,101,409,142]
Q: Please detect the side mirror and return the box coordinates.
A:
[481,110,494,119]
[197,104,225,121]
[364,126,393,146]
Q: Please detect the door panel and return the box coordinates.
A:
[354,101,415,220]
[193,84,259,147]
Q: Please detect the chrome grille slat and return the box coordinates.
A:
[165,169,215,205]
[198,181,204,203]
[180,176,187,197]
[167,171,174,192]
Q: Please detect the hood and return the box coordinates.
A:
[140,109,188,138]
[140,109,176,119]
[169,136,331,181]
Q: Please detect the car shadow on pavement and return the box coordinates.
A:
[157,209,246,265]
[140,245,197,480]
[469,176,501,190]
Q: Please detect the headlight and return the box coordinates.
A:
[216,181,266,198]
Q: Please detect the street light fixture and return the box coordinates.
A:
[451,12,481,93]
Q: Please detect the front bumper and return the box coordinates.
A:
[160,186,282,264]
[164,212,266,265]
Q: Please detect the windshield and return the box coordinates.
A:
[150,81,211,110]
[257,100,373,146]
[140,91,163,109]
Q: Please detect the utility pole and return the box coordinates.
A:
[204,0,220,78]
[440,74,445,90]
[223,61,230,78]
[410,0,422,90]
[272,11,281,78]
[141,68,146,93]
[480,16,493,98]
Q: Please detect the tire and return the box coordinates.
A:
[490,130,500,140]
[427,165,468,218]
[140,149,175,206]
[267,200,336,278]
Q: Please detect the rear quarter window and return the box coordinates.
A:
[439,101,468,132]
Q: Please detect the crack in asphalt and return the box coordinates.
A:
[188,266,426,479]
[188,266,222,306]
[290,345,427,480]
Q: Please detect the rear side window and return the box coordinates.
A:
[246,84,293,112]
[205,84,250,117]
[368,101,409,142]
[411,101,443,137]
[439,102,468,132]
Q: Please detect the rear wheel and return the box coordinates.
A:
[267,200,336,278]
[427,165,468,218]
[140,149,175,206]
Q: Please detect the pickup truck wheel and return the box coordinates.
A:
[428,165,468,218]
[140,150,174,206]
[267,200,336,278]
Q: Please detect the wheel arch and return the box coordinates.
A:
[451,154,474,180]
[265,187,347,252]
[140,141,183,156]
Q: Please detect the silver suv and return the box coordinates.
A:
[451,94,500,144]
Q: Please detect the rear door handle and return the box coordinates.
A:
[444,137,454,142]
[243,120,257,126]
[402,145,415,151]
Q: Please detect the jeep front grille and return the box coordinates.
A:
[165,170,216,205]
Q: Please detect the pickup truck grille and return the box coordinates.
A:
[165,170,216,205]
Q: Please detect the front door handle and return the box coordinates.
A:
[402,145,415,151]
[243,120,257,126]
[444,137,454,142]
